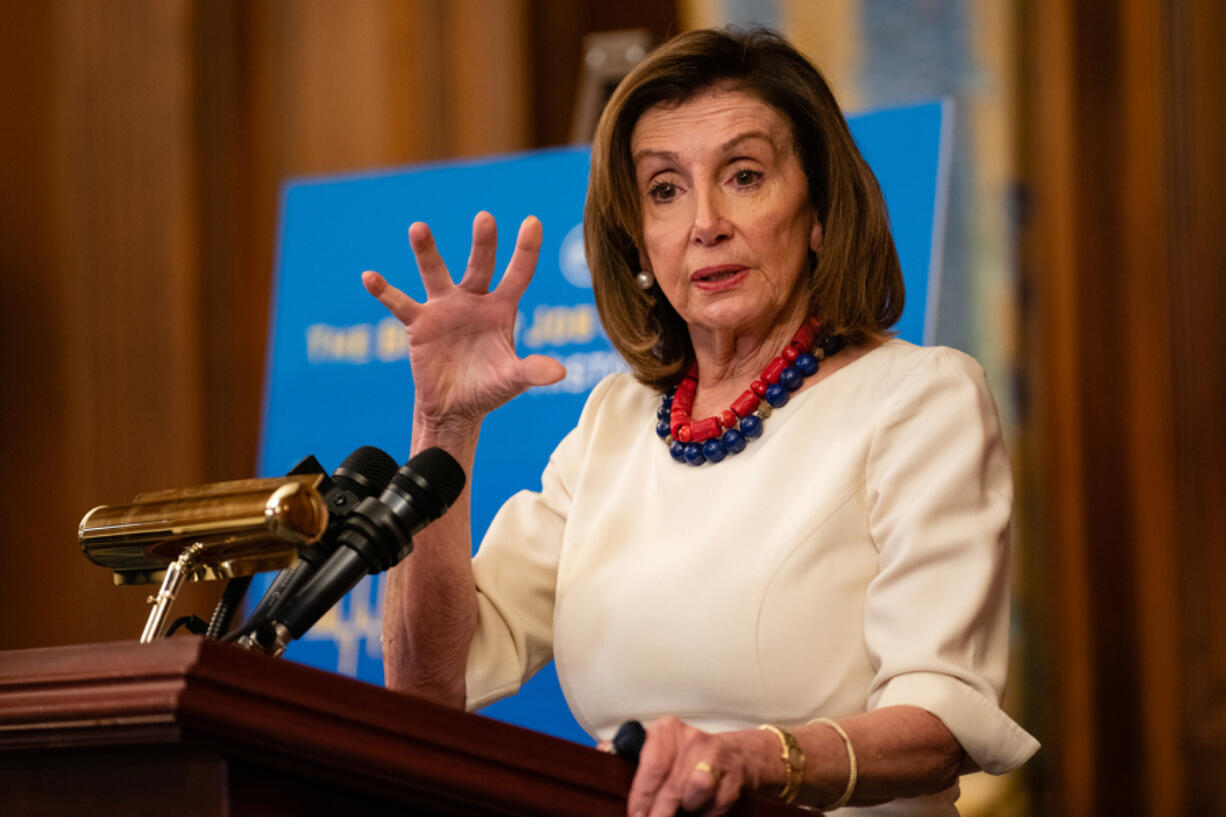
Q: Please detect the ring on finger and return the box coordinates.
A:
[694,761,718,776]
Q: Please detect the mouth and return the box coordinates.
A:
[691,265,749,290]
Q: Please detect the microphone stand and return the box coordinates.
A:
[139,543,205,643]
[205,575,253,639]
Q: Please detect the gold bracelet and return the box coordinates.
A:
[758,724,805,804]
[808,717,857,810]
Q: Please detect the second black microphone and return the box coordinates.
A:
[255,446,466,654]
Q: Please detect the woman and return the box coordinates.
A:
[364,28,1038,817]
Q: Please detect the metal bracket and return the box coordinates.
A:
[139,543,204,643]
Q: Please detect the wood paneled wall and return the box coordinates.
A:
[1020,0,1226,813]
[0,0,677,647]
[0,0,540,650]
[1,1,215,648]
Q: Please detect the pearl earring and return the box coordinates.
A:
[636,270,655,290]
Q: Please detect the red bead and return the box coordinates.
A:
[660,325,829,462]
[731,390,761,417]
[690,417,721,442]
[761,357,787,384]
[793,318,820,350]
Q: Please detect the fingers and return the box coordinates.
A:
[362,270,421,324]
[680,760,722,814]
[460,211,498,293]
[519,355,566,388]
[497,216,543,301]
[627,719,678,817]
[410,214,541,301]
[699,769,743,817]
[408,222,453,296]
[675,735,728,815]
[628,720,747,817]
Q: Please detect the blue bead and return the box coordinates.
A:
[779,366,803,391]
[722,428,747,453]
[765,383,789,408]
[683,443,706,466]
[740,414,763,439]
[795,353,819,376]
[669,440,687,462]
[820,336,846,357]
[702,439,727,463]
[657,403,670,420]
[656,419,671,438]
[662,393,674,408]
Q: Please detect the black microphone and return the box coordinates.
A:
[613,720,647,762]
[204,453,327,639]
[243,445,398,628]
[246,446,466,655]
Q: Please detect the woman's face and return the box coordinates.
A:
[631,89,822,343]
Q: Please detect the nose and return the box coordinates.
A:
[690,186,732,246]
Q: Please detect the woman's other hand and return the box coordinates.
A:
[363,211,565,429]
[626,717,776,817]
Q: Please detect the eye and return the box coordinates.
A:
[647,180,680,203]
[731,168,763,187]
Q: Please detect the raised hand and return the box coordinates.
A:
[363,212,566,429]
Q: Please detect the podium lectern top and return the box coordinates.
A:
[0,639,802,817]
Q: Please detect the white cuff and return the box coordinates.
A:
[873,671,1039,774]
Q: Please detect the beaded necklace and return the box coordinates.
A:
[655,317,847,466]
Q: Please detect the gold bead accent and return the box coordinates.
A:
[756,404,773,419]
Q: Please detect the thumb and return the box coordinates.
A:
[519,354,566,387]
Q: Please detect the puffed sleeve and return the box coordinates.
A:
[864,347,1039,774]
[462,374,615,711]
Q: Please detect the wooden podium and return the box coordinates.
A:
[0,639,799,816]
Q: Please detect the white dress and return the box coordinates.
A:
[464,339,1039,815]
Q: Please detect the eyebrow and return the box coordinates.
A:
[632,130,778,166]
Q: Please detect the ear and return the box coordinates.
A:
[809,219,824,253]
[637,249,652,274]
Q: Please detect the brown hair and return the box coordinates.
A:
[584,27,903,390]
